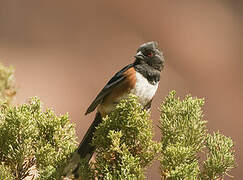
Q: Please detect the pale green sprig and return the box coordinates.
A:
[201,132,236,180]
[0,63,16,104]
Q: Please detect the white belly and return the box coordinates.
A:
[130,72,159,106]
[98,72,159,115]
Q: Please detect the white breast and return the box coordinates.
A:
[130,72,159,106]
[98,71,159,115]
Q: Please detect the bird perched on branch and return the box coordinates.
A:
[64,41,164,178]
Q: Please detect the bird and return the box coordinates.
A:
[64,41,165,178]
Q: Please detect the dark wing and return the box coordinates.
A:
[85,63,134,115]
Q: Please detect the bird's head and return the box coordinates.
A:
[134,41,164,71]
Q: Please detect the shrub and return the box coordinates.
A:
[0,63,77,179]
[159,91,236,179]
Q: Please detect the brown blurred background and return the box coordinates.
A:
[0,0,242,179]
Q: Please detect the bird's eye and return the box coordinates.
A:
[144,50,153,57]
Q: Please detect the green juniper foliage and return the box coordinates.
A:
[159,91,236,180]
[0,163,15,180]
[0,97,77,179]
[0,63,77,179]
[79,95,162,180]
[0,63,16,104]
[201,132,236,180]
[159,91,206,179]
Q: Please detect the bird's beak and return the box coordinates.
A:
[134,51,144,59]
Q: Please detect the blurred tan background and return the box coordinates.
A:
[0,0,242,179]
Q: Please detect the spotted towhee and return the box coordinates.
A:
[64,41,164,178]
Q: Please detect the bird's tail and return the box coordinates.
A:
[63,112,102,179]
